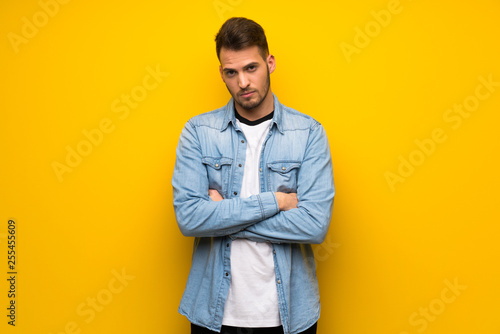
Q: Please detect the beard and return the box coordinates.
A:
[228,66,271,111]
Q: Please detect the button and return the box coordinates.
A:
[241,140,245,143]
[282,166,286,170]
[226,243,229,247]
[277,279,281,284]
[225,273,229,277]
[273,250,276,254]
[215,163,219,167]
[234,192,238,196]
[259,168,262,172]
[238,164,242,167]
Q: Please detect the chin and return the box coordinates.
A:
[240,102,259,110]
[239,97,263,110]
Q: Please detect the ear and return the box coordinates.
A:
[219,65,225,83]
[267,54,276,74]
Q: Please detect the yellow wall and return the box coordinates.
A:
[1,0,499,333]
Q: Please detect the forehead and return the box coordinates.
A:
[219,46,265,69]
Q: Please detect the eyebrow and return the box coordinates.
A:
[222,62,260,73]
[243,62,259,69]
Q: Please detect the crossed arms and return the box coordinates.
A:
[172,121,335,244]
[209,190,298,211]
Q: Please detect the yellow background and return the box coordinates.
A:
[1,0,499,333]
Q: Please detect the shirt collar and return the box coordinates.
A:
[221,93,284,134]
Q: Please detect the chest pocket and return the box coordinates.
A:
[267,161,301,193]
[202,156,233,197]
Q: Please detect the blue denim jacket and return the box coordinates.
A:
[172,94,335,334]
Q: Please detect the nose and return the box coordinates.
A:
[238,73,249,89]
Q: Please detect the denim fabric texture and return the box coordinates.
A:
[172,94,335,334]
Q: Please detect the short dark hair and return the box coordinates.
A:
[215,17,269,61]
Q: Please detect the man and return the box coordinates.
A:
[172,17,335,334]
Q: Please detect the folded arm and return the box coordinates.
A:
[172,121,280,237]
[209,189,298,212]
[228,123,335,244]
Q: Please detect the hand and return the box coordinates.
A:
[275,192,298,211]
[209,189,223,201]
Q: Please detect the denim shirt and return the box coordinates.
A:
[172,94,335,334]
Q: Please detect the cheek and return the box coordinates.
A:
[225,80,239,94]
[227,80,237,90]
[257,72,268,85]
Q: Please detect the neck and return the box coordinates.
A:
[234,90,274,121]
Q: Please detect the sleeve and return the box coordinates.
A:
[171,121,280,237]
[231,123,335,244]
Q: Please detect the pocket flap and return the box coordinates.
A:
[202,156,233,170]
[267,161,301,173]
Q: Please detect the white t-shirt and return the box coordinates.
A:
[221,116,281,327]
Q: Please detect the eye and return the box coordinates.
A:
[247,65,256,71]
[226,70,236,77]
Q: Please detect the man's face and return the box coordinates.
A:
[219,45,275,112]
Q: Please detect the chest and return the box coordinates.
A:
[197,125,310,196]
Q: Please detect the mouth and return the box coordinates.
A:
[240,91,255,98]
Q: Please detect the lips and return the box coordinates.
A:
[240,91,255,98]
